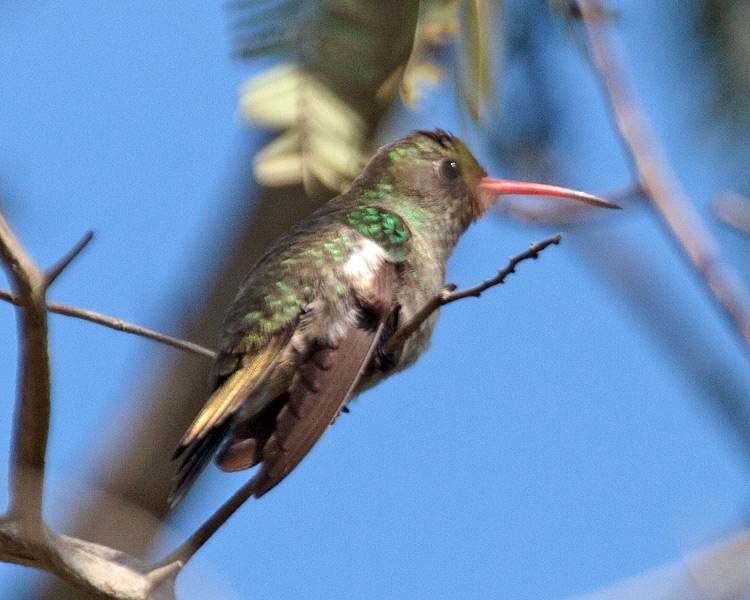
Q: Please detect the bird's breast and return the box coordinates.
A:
[390,249,446,372]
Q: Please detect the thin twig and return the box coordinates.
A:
[576,0,750,351]
[385,234,563,354]
[0,289,217,360]
[44,230,94,286]
[154,477,257,570]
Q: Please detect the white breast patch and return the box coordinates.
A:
[343,238,388,284]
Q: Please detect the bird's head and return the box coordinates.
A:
[353,129,618,231]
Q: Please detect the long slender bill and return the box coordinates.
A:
[480,178,621,210]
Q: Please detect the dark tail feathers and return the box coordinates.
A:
[168,420,231,507]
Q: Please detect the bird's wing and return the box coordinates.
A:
[245,259,396,498]
[176,331,292,452]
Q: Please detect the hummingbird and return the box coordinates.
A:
[169,129,617,505]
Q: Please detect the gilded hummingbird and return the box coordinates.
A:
[169,130,617,505]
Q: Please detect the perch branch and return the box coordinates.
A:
[154,235,562,570]
[156,477,258,570]
[0,289,217,360]
[385,234,563,354]
[576,0,750,350]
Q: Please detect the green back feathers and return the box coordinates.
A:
[341,206,411,261]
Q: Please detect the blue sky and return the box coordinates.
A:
[1,1,750,598]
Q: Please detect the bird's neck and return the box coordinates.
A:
[387,195,465,266]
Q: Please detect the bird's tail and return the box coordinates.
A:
[169,365,271,506]
[168,337,291,506]
[168,420,231,507]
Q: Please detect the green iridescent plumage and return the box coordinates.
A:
[225,232,361,353]
[340,206,411,261]
[206,128,491,394]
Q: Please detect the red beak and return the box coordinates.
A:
[479,178,621,210]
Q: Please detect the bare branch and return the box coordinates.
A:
[0,289,217,360]
[109,234,561,572]
[0,519,177,600]
[0,212,51,538]
[576,0,750,351]
[713,191,750,238]
[155,477,257,570]
[44,231,94,286]
[386,234,563,354]
[0,209,185,598]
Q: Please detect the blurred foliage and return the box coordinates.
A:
[696,0,750,127]
[457,0,501,120]
[487,1,562,182]
[229,0,500,193]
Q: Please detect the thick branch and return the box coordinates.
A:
[148,235,558,572]
[0,289,217,360]
[0,519,177,600]
[0,213,51,537]
[386,234,563,354]
[0,213,184,598]
[576,0,750,350]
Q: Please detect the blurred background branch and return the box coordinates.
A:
[576,0,750,351]
[568,529,750,600]
[713,192,750,238]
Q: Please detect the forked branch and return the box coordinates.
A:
[0,212,179,599]
[0,212,54,538]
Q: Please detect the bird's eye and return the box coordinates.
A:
[440,159,461,180]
